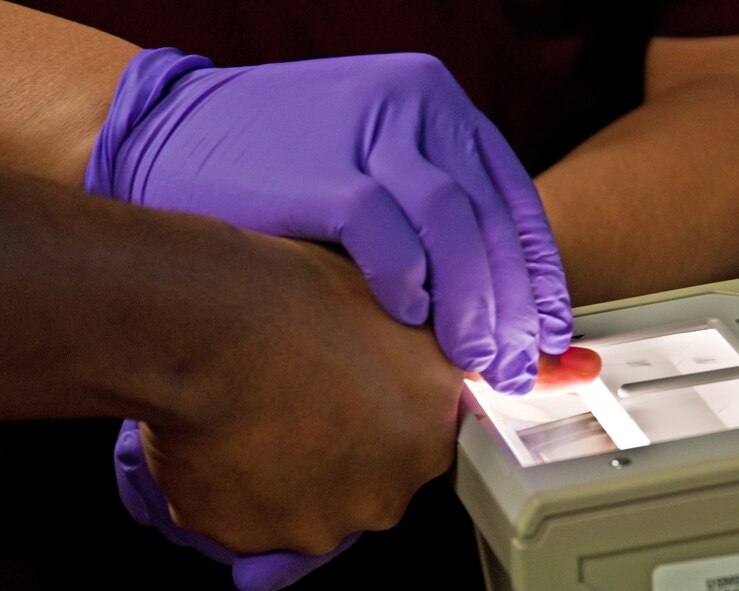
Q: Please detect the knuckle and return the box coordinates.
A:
[365,499,409,532]
[286,526,347,556]
[343,178,385,220]
[396,52,450,84]
[358,486,416,532]
[341,188,424,287]
[370,52,456,95]
[421,428,458,480]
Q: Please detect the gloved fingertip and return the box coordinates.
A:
[434,310,497,373]
[114,429,142,468]
[457,353,495,374]
[537,305,574,355]
[402,292,431,325]
[113,422,153,526]
[493,374,536,396]
[539,325,574,355]
[231,560,283,591]
[378,289,429,326]
[482,354,538,395]
[232,552,320,591]
[231,533,361,591]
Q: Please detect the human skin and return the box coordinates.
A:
[0,167,464,554]
[2,2,736,308]
[466,346,602,396]
[1,0,737,555]
[0,1,544,557]
[529,347,602,394]
[0,164,598,558]
[537,35,739,306]
[0,1,139,189]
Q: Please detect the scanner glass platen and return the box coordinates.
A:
[466,326,739,467]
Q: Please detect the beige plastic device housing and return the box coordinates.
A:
[452,279,739,591]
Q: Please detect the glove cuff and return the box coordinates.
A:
[84,47,212,197]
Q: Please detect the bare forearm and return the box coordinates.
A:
[537,76,739,306]
[0,1,139,188]
[0,168,259,423]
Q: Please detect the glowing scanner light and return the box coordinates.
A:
[577,378,650,450]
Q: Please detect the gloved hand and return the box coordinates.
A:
[90,47,573,590]
[85,47,572,394]
[115,420,361,591]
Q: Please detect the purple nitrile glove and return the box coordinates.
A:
[95,47,573,589]
[85,47,572,394]
[114,420,360,591]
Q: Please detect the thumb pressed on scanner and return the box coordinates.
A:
[465,346,601,395]
[530,346,602,395]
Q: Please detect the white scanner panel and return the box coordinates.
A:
[466,324,739,467]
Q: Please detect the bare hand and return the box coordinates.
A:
[138,237,464,555]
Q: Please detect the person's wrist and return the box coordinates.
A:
[107,225,258,432]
